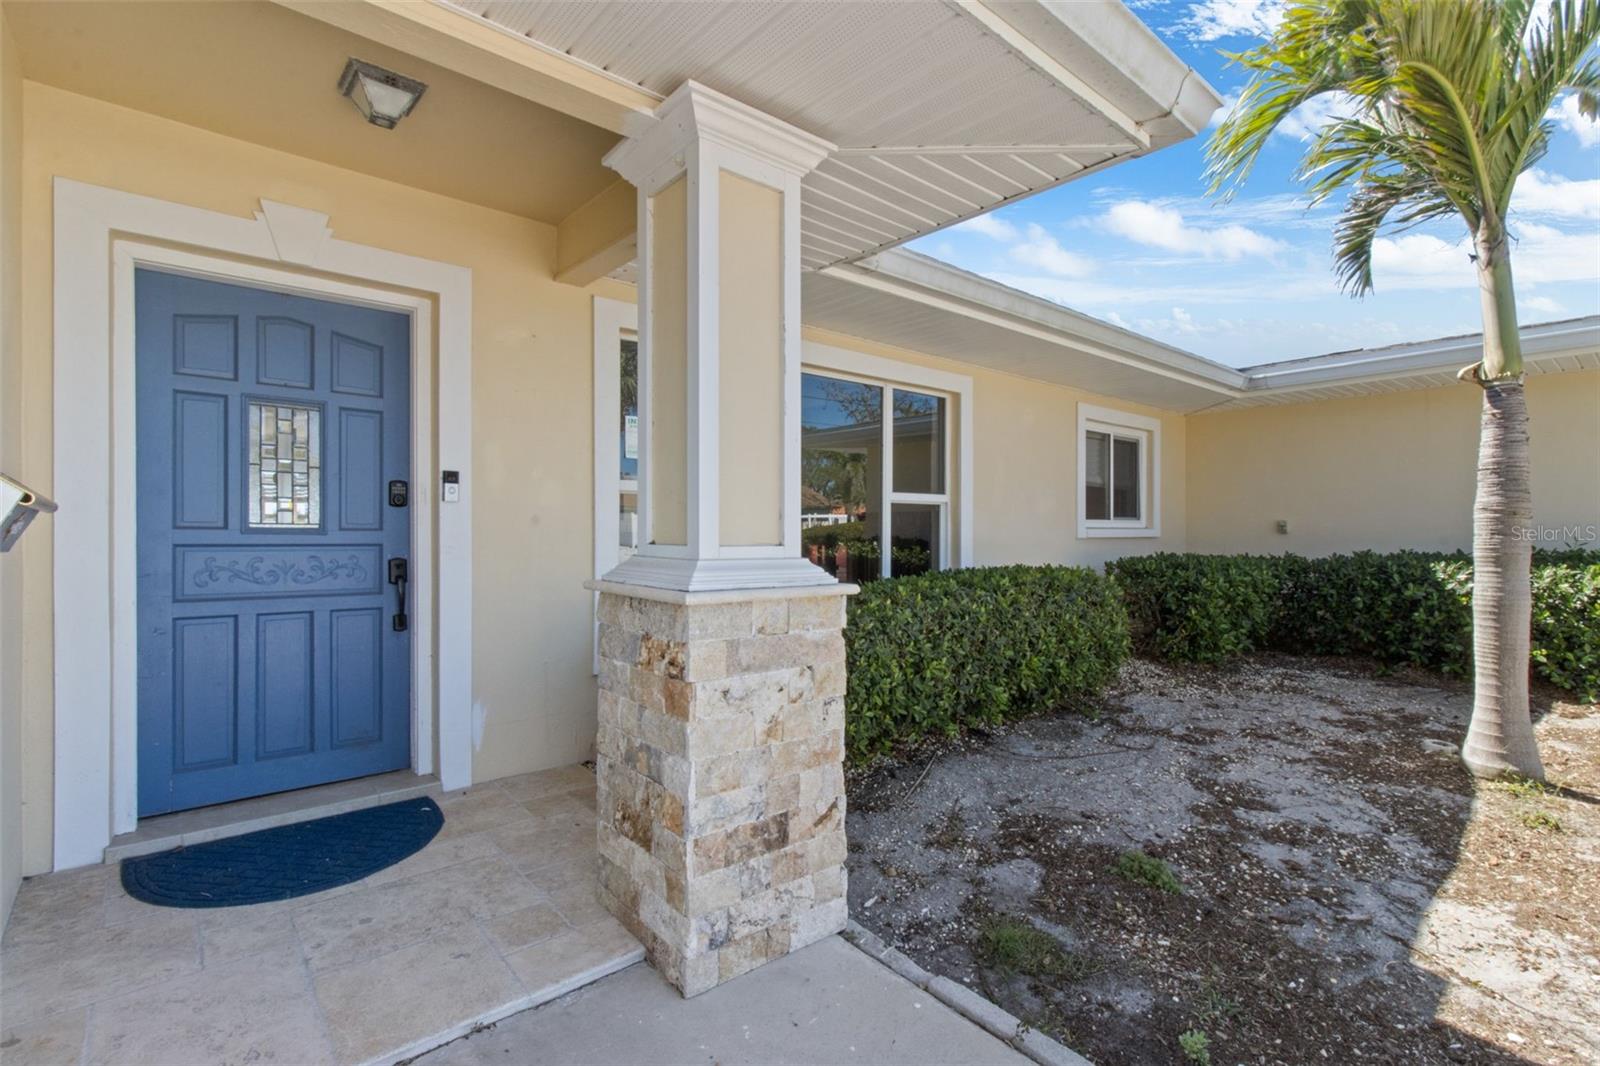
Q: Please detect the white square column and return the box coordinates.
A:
[601,81,837,593]
[592,82,856,997]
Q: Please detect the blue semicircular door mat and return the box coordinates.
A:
[121,796,444,908]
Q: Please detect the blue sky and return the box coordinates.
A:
[910,0,1600,367]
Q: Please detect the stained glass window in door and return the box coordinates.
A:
[248,400,321,528]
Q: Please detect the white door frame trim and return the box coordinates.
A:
[52,178,474,869]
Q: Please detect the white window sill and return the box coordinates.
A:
[1078,524,1161,539]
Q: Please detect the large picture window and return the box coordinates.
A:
[801,371,950,582]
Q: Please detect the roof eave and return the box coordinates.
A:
[975,0,1225,148]
[1242,317,1600,392]
[843,249,1251,394]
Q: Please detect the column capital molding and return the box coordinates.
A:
[604,80,835,194]
[595,555,840,595]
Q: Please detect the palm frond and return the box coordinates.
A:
[1332,171,1449,293]
[1204,0,1383,196]
[1488,0,1600,215]
[1206,0,1600,302]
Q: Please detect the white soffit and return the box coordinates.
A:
[447,0,1220,269]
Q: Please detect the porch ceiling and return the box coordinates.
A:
[451,0,1221,269]
[5,0,620,224]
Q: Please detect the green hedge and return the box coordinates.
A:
[1530,562,1600,699]
[1106,550,1599,701]
[844,565,1131,760]
[1110,554,1278,663]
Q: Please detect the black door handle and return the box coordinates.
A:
[388,557,408,632]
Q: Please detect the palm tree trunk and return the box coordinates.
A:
[1461,232,1544,781]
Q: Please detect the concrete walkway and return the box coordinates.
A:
[416,934,1032,1066]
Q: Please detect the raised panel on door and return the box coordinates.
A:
[136,268,412,816]
[257,318,315,389]
[173,315,238,380]
[330,608,383,747]
[172,616,238,772]
[338,409,384,531]
[256,612,314,759]
[172,392,228,529]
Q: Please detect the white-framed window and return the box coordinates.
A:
[800,370,951,583]
[1077,402,1161,539]
[800,340,974,583]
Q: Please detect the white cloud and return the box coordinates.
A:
[1209,90,1356,142]
[1371,223,1600,290]
[1009,223,1094,278]
[1511,169,1600,221]
[1520,295,1565,316]
[1095,188,1335,231]
[1101,200,1287,260]
[1371,234,1474,286]
[953,214,1020,241]
[1276,92,1357,141]
[1175,0,1284,41]
[983,270,1336,310]
[1510,222,1600,285]
[1549,92,1600,149]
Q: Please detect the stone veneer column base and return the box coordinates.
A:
[594,582,853,997]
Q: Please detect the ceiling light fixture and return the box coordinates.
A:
[338,58,427,130]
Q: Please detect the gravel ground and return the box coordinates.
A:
[846,655,1599,1066]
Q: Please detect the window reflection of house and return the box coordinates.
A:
[800,372,948,582]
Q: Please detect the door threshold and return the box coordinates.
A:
[104,770,441,864]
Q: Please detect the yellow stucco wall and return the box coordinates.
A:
[718,170,783,547]
[1186,372,1600,556]
[647,177,688,547]
[1,4,27,922]
[14,83,608,874]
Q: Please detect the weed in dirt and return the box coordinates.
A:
[1114,849,1183,894]
[978,916,1098,981]
[1190,984,1242,1029]
[1493,773,1555,800]
[1523,809,1563,832]
[1177,1028,1211,1065]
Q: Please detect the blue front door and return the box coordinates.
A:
[136,270,413,816]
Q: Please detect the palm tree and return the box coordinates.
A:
[1208,0,1599,780]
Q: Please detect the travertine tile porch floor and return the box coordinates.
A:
[0,765,643,1066]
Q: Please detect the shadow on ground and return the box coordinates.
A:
[847,654,1599,1066]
